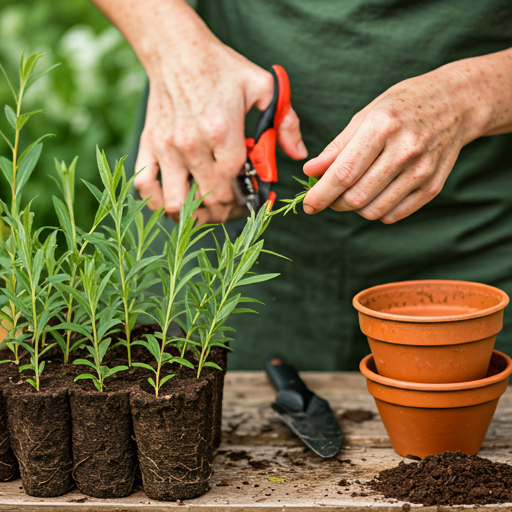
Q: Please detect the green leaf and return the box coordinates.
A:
[159,374,175,387]
[132,362,156,373]
[26,379,38,390]
[74,374,97,383]
[4,105,16,130]
[308,176,319,187]
[235,273,280,287]
[73,359,97,370]
[232,308,258,314]
[0,61,18,101]
[98,338,111,362]
[26,62,61,88]
[202,362,223,371]
[51,322,92,342]
[52,196,75,250]
[102,365,128,379]
[21,52,44,84]
[167,356,195,370]
[16,143,43,194]
[239,297,264,304]
[18,134,54,164]
[148,377,156,389]
[16,109,44,130]
[0,157,13,188]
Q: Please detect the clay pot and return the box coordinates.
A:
[360,350,512,459]
[353,280,509,383]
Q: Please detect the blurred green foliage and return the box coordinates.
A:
[0,0,146,231]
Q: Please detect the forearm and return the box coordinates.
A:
[437,48,512,140]
[90,0,217,78]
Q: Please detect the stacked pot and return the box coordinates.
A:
[354,280,511,459]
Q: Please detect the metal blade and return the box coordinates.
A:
[271,391,342,458]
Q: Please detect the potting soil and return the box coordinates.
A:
[369,451,512,505]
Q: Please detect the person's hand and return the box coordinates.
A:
[130,7,306,223]
[302,62,492,224]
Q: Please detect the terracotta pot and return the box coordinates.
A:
[353,280,509,383]
[360,350,512,459]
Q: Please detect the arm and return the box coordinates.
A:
[91,0,308,223]
[303,48,512,223]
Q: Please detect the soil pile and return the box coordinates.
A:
[369,451,512,505]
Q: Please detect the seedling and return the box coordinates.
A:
[3,211,64,390]
[52,257,127,392]
[85,149,164,367]
[0,51,289,396]
[133,185,211,397]
[0,52,55,364]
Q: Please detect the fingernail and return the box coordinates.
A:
[303,203,315,215]
[297,141,308,159]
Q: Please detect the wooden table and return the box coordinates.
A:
[1,371,512,511]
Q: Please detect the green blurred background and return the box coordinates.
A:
[0,0,146,230]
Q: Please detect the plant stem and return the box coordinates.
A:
[196,283,234,378]
[91,313,103,392]
[180,273,219,359]
[155,238,182,397]
[115,223,132,367]
[30,281,39,391]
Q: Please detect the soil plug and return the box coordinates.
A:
[70,388,136,498]
[5,386,73,497]
[131,378,214,501]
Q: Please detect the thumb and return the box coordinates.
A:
[277,107,308,160]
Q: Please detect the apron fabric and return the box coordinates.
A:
[133,0,512,370]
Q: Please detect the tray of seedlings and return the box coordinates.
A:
[0,52,283,501]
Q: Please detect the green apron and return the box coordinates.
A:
[133,0,512,370]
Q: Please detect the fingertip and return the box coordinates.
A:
[303,202,315,215]
[303,157,326,177]
[296,140,308,159]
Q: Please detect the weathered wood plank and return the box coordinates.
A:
[0,371,510,510]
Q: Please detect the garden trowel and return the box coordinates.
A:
[265,358,342,458]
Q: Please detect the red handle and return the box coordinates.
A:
[246,65,291,184]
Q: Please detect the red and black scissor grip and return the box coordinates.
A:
[247,65,291,184]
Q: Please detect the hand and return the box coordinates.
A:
[302,61,494,224]
[130,5,306,223]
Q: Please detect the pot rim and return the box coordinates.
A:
[360,350,512,391]
[353,279,509,323]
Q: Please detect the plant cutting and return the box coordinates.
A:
[353,280,510,383]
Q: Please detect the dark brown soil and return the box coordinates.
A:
[0,360,20,481]
[340,409,374,423]
[4,384,73,497]
[249,459,271,470]
[130,377,214,501]
[0,324,227,501]
[69,388,136,498]
[369,451,512,505]
[202,348,228,449]
[226,450,252,462]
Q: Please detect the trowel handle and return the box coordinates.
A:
[265,357,314,406]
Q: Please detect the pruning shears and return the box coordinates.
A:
[234,64,292,213]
